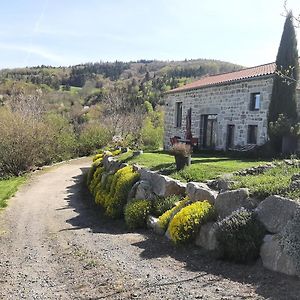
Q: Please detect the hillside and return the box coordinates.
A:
[0,59,243,109]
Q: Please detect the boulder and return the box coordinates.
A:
[138,168,154,181]
[260,234,297,276]
[102,155,115,170]
[195,222,218,251]
[255,195,299,234]
[214,188,256,219]
[100,172,109,185]
[151,173,186,197]
[147,215,165,235]
[127,181,140,202]
[186,182,217,205]
[134,180,155,200]
[138,169,186,198]
[132,164,142,172]
[133,150,143,156]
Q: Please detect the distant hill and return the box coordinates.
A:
[0,59,243,109]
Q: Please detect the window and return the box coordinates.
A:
[248,125,258,144]
[250,93,260,110]
[175,102,182,127]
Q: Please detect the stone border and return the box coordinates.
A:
[101,154,300,278]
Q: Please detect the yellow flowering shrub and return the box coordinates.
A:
[111,149,122,156]
[86,157,103,186]
[89,166,105,196]
[105,166,140,218]
[92,153,103,162]
[169,201,215,244]
[158,197,190,232]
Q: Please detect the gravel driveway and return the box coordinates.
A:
[0,157,299,300]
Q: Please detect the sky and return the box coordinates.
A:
[0,0,299,69]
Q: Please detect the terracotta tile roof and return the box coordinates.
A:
[167,60,300,93]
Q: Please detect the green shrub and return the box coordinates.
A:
[153,195,180,217]
[279,208,300,272]
[43,113,77,162]
[216,208,266,263]
[169,201,215,244]
[124,199,152,229]
[157,197,189,232]
[78,123,112,156]
[140,111,164,150]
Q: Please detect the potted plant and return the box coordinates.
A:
[170,143,192,170]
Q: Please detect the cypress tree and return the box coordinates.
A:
[268,11,299,151]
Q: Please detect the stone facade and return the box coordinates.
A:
[164,75,300,150]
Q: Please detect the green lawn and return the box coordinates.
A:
[119,151,270,182]
[0,177,26,208]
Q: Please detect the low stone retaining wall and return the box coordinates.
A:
[102,155,300,278]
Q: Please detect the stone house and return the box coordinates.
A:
[164,61,300,150]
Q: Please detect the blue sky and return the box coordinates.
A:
[0,0,299,68]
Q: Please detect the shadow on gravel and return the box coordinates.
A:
[62,167,128,235]
[132,236,300,300]
[63,167,300,300]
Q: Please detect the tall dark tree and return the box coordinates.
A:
[268,11,299,151]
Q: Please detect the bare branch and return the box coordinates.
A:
[282,0,300,28]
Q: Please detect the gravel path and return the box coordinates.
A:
[0,157,299,300]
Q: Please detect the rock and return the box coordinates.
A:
[186,182,217,205]
[147,215,165,235]
[119,163,128,169]
[132,164,142,172]
[255,195,299,234]
[127,181,140,202]
[100,172,108,185]
[138,169,186,197]
[215,188,257,219]
[260,234,297,276]
[217,179,232,191]
[102,155,114,170]
[135,180,155,200]
[195,222,218,251]
[151,173,186,197]
[133,150,143,156]
[138,168,154,181]
[103,155,122,172]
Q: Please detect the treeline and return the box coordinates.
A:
[0,59,242,91]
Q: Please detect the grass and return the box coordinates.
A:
[0,177,26,208]
[232,164,300,200]
[119,151,270,182]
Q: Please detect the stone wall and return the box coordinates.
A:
[101,155,300,278]
[164,76,300,150]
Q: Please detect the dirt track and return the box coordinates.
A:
[0,157,299,300]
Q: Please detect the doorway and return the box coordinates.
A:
[226,125,235,149]
[200,114,217,149]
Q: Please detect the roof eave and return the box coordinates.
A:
[165,74,275,95]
